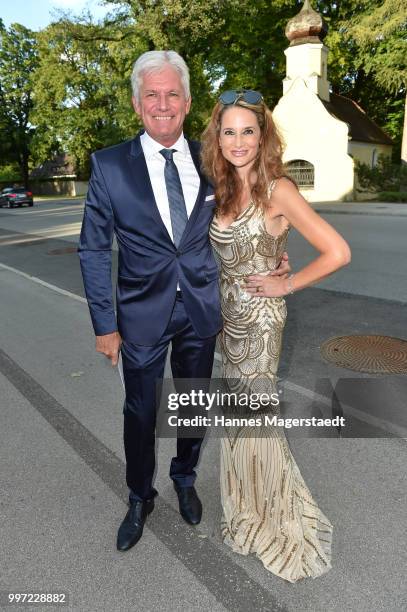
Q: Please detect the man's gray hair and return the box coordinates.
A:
[131,50,190,102]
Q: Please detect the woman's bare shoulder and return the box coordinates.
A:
[267,176,301,214]
[272,176,299,196]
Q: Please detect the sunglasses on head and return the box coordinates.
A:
[218,89,263,106]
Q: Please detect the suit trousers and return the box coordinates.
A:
[121,293,216,502]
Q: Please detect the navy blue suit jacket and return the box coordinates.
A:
[78,131,222,345]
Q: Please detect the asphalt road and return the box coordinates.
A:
[0,199,406,612]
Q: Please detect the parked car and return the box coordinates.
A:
[0,187,34,208]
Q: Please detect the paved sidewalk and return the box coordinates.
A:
[1,257,407,611]
[1,200,407,611]
[312,201,407,216]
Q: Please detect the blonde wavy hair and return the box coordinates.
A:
[201,97,290,218]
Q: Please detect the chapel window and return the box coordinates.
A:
[285,160,315,189]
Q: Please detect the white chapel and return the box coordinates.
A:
[273,0,393,202]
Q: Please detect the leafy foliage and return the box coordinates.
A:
[355,155,407,191]
[376,191,407,202]
[343,0,406,159]
[2,1,405,177]
[0,162,22,182]
[0,21,38,186]
[32,14,144,177]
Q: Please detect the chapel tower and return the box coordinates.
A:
[283,0,330,101]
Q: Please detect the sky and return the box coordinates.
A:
[0,0,113,31]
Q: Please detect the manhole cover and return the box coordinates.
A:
[320,335,407,374]
[47,247,77,255]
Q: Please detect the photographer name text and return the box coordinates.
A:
[168,415,346,429]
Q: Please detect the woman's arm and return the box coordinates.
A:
[245,177,351,297]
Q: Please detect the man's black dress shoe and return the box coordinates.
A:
[116,499,154,551]
[174,484,202,525]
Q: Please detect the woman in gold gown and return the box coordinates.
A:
[201,90,351,582]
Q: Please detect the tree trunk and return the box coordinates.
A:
[401,92,407,167]
[19,149,30,189]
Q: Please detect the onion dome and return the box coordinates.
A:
[285,0,328,46]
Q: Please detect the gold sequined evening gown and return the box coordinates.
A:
[209,188,333,583]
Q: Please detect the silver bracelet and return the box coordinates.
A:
[287,274,295,295]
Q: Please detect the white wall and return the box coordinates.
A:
[273,77,355,202]
[74,181,88,196]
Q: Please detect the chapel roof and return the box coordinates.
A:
[320,93,393,146]
[30,153,76,179]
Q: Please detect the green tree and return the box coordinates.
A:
[206,0,403,159]
[0,21,38,187]
[31,1,226,172]
[344,0,407,161]
[30,0,405,176]
[355,154,407,192]
[32,13,143,177]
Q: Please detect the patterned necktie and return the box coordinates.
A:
[159,148,188,247]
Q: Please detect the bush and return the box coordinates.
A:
[376,191,407,202]
[0,163,21,182]
[355,155,407,192]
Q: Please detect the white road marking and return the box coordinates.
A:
[0,261,87,304]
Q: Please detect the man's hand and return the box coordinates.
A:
[269,251,291,278]
[96,331,122,366]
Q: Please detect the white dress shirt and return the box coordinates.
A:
[140,130,200,243]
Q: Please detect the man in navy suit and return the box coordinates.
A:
[78,50,222,552]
